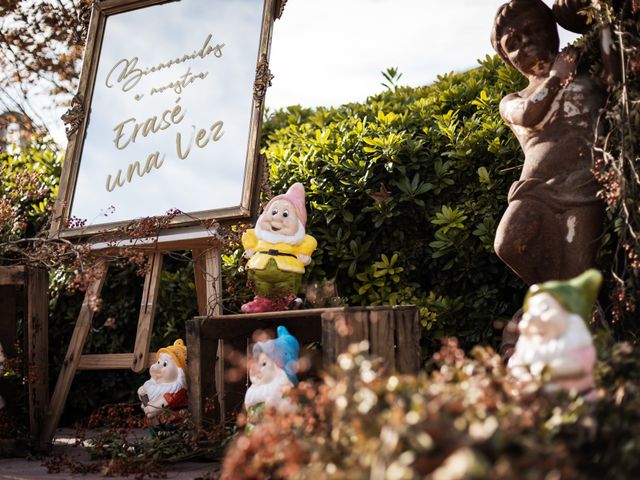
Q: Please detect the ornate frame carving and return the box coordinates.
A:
[60,94,85,139]
[275,0,287,19]
[253,53,274,109]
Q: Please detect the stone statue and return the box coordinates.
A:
[491,0,617,286]
[508,269,600,394]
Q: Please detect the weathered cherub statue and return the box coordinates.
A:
[491,0,618,286]
[508,269,600,394]
[241,183,317,313]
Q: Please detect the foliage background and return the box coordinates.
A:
[261,56,527,350]
[2,57,528,421]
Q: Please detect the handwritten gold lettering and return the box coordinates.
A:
[105,57,143,92]
[112,97,187,150]
[210,121,224,141]
[105,152,165,192]
[104,33,224,93]
[175,128,195,160]
[149,68,209,96]
[113,117,137,150]
[176,120,225,160]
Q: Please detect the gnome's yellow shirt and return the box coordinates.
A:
[242,229,317,274]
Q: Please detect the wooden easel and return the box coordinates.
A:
[37,233,223,449]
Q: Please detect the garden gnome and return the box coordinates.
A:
[508,269,600,394]
[137,339,188,426]
[245,326,299,411]
[241,183,317,313]
[491,0,619,286]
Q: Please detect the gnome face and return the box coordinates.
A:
[519,292,570,341]
[257,199,301,237]
[249,351,280,386]
[150,352,180,384]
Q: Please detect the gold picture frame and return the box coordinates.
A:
[50,0,280,240]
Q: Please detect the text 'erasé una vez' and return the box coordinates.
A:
[102,33,226,193]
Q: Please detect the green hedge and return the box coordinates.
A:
[261,55,527,349]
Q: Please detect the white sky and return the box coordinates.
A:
[266,0,577,110]
[11,0,577,147]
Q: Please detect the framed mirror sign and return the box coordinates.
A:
[51,0,282,239]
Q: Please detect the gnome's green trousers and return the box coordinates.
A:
[248,258,302,299]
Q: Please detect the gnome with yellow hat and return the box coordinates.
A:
[137,339,188,423]
[508,269,601,394]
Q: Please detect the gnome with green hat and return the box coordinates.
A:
[508,269,601,393]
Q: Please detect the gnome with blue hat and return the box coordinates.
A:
[245,326,299,411]
[508,269,601,394]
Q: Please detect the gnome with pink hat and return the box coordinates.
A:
[241,183,317,313]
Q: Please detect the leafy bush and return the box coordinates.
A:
[0,138,60,244]
[261,56,527,348]
[221,339,640,480]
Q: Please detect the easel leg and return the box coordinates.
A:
[37,261,108,449]
[192,247,225,424]
[131,252,164,373]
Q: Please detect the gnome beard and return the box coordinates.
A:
[140,368,187,405]
[254,220,306,246]
[244,366,293,409]
[511,312,593,367]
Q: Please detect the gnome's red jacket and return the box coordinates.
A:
[163,388,188,410]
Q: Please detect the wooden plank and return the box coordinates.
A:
[222,336,249,420]
[25,267,49,441]
[37,260,108,450]
[0,285,18,429]
[322,310,353,366]
[192,248,208,317]
[321,311,338,372]
[0,266,25,286]
[351,309,370,348]
[0,286,17,356]
[87,226,219,252]
[203,247,222,316]
[199,308,334,341]
[131,252,163,373]
[77,352,155,370]
[186,318,217,428]
[394,307,421,374]
[201,247,226,423]
[368,308,395,373]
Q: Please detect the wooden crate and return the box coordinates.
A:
[321,306,421,374]
[0,266,48,442]
[186,305,420,427]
